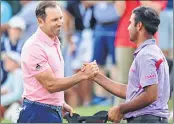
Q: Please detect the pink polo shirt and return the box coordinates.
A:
[21,28,64,106]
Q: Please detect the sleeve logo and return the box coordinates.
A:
[36,64,42,70]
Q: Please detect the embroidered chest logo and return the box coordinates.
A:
[36,64,42,70]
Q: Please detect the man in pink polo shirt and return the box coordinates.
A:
[17,1,99,123]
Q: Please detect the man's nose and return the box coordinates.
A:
[128,25,130,31]
[57,20,63,26]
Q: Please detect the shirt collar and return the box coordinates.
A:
[36,27,60,47]
[133,39,156,58]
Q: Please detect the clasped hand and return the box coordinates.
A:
[80,60,99,79]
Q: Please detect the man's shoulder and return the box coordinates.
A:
[137,45,163,63]
[22,35,43,55]
[23,33,42,47]
[139,44,159,55]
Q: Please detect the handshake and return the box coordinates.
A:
[80,60,99,80]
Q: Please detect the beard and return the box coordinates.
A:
[55,28,61,35]
[129,31,137,43]
[51,29,60,37]
[129,34,135,42]
[130,38,135,42]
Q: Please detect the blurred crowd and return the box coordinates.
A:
[1,0,173,122]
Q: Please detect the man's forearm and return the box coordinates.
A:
[36,62,97,93]
[48,71,87,93]
[119,84,158,114]
[94,73,127,99]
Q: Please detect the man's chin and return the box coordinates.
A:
[56,30,61,35]
[129,38,135,43]
[129,38,133,42]
[54,32,60,36]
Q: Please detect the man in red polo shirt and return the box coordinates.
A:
[115,0,167,106]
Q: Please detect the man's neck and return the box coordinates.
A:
[40,28,56,41]
[49,35,56,41]
[136,34,153,47]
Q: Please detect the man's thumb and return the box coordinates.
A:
[70,109,73,117]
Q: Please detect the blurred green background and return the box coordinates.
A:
[1,98,173,123]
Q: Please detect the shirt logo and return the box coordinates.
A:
[145,74,156,79]
[36,64,42,70]
[131,68,135,73]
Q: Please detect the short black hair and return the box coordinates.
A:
[132,6,160,35]
[35,1,59,20]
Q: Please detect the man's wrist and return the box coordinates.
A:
[77,71,88,80]
[63,102,66,106]
[93,73,102,82]
[119,103,127,115]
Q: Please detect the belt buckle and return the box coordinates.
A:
[51,105,61,112]
[56,106,62,112]
[56,107,60,111]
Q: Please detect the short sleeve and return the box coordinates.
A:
[22,45,50,76]
[138,55,158,88]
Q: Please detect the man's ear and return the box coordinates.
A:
[37,18,44,27]
[137,21,143,31]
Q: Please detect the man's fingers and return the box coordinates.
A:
[108,108,114,122]
[90,61,97,65]
[93,66,99,72]
[108,112,112,121]
[93,65,99,70]
[70,109,73,117]
[83,63,88,66]
[82,60,99,79]
[81,65,86,72]
[83,60,97,66]
[83,64,98,70]
[114,120,120,123]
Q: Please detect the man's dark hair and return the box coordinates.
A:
[35,1,59,20]
[132,6,160,35]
